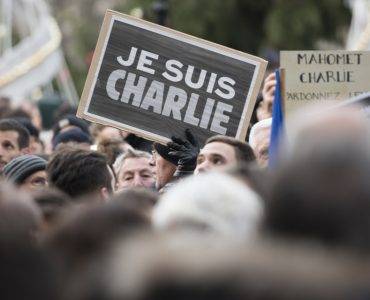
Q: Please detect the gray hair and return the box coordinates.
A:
[113,149,152,175]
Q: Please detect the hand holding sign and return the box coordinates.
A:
[168,129,200,171]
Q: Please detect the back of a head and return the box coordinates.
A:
[205,135,256,163]
[264,150,370,252]
[153,173,263,239]
[285,105,370,161]
[264,106,370,251]
[111,188,158,216]
[45,202,151,276]
[47,147,112,198]
[0,237,58,300]
[32,188,71,229]
[100,234,370,300]
[0,182,41,244]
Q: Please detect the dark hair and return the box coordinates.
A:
[32,188,71,226]
[205,135,255,163]
[44,202,150,275]
[111,188,158,215]
[14,117,40,138]
[47,148,113,198]
[4,108,32,120]
[264,152,370,252]
[0,119,30,149]
[227,162,270,201]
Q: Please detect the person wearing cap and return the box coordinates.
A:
[151,129,199,192]
[53,114,90,137]
[52,128,92,150]
[151,142,178,192]
[3,154,47,191]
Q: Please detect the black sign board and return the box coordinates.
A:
[77,10,267,145]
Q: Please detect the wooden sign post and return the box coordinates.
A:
[77,10,267,145]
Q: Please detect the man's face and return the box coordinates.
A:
[29,136,44,154]
[0,130,23,171]
[194,142,237,175]
[21,170,48,191]
[117,157,155,190]
[150,151,175,190]
[253,127,270,168]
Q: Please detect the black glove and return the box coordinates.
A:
[167,129,200,171]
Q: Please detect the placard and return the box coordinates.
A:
[77,10,267,145]
[281,50,370,118]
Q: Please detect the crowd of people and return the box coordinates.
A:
[1,68,370,300]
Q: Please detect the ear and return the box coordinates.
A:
[100,187,111,201]
[21,147,30,155]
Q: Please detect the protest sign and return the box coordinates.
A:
[336,91,370,117]
[77,10,267,145]
[280,50,370,119]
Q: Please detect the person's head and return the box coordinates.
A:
[151,143,178,190]
[153,172,263,239]
[53,114,90,137]
[44,202,151,277]
[91,124,128,143]
[248,118,271,168]
[102,234,370,300]
[47,148,114,200]
[0,182,41,243]
[111,188,158,218]
[52,128,92,150]
[114,149,155,191]
[195,135,255,175]
[0,119,30,171]
[98,137,132,166]
[3,154,48,191]
[32,188,71,231]
[15,117,44,154]
[264,147,370,252]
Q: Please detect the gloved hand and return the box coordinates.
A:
[167,129,200,171]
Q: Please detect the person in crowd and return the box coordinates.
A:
[52,114,90,143]
[257,72,276,121]
[3,154,48,191]
[227,162,270,201]
[90,124,128,143]
[15,117,44,154]
[153,172,263,239]
[47,147,114,200]
[151,142,179,192]
[264,107,370,252]
[0,119,30,172]
[32,188,71,232]
[113,149,155,191]
[194,135,255,174]
[97,137,132,166]
[52,127,92,150]
[44,201,151,299]
[111,188,158,218]
[248,118,271,168]
[154,130,255,190]
[0,182,41,244]
[0,236,58,300]
[99,232,370,300]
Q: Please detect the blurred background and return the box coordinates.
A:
[1,0,366,104]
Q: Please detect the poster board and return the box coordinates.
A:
[280,50,370,120]
[77,10,267,145]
